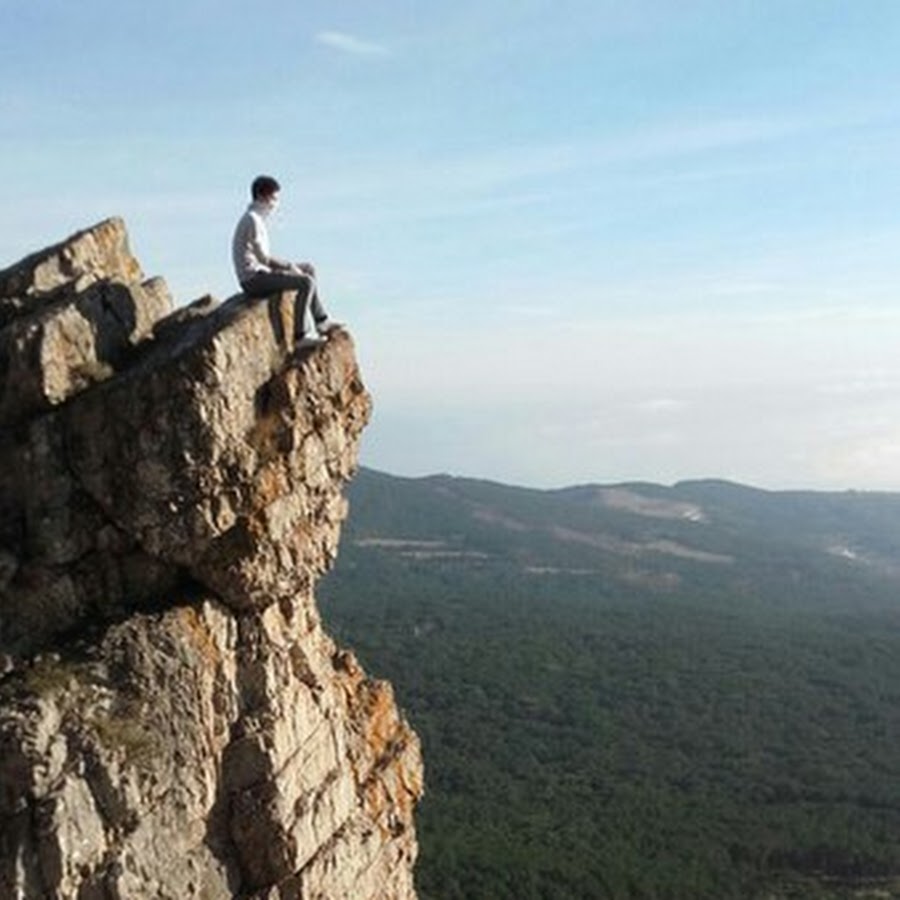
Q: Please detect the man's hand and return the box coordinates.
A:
[293,261,316,276]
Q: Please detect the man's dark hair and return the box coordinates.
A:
[251,175,281,200]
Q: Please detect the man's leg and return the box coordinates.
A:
[241,271,315,341]
[292,272,334,332]
[307,284,344,334]
[306,284,326,325]
[291,276,314,342]
[287,265,340,333]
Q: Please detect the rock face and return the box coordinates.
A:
[0,221,423,899]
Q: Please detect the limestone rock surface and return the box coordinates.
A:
[0,221,422,899]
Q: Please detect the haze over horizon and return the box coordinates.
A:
[4,1,900,492]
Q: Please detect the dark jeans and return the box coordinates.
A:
[241,271,328,339]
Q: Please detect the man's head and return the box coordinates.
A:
[251,175,280,202]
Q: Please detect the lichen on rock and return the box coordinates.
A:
[0,220,422,899]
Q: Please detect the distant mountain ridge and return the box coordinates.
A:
[340,467,900,609]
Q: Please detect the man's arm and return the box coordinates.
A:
[246,215,314,274]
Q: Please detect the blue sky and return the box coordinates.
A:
[4,1,900,490]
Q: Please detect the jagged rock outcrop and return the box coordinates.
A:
[0,220,423,899]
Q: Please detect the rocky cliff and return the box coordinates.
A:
[0,220,423,899]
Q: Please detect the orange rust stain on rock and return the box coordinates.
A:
[361,680,399,758]
[177,606,221,668]
[360,731,423,836]
[254,462,289,507]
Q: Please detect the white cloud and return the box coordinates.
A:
[813,431,900,490]
[817,371,900,397]
[315,31,390,58]
[634,398,687,414]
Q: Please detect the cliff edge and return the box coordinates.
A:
[0,220,423,899]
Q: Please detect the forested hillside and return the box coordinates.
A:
[319,469,900,899]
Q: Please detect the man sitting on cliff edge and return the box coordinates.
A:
[232,174,342,348]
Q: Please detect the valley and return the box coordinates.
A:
[320,469,900,899]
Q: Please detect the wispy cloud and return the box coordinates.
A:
[296,110,879,219]
[315,30,390,58]
[634,398,688,414]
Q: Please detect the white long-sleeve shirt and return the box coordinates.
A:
[232,202,276,284]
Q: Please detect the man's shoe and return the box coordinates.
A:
[316,318,343,336]
[296,335,326,350]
